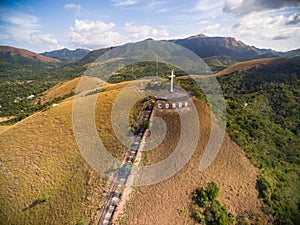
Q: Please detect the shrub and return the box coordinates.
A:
[75,218,87,225]
[191,182,234,225]
[39,193,49,202]
[206,182,220,201]
[256,176,270,201]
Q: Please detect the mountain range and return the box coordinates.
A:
[37,34,300,67]
[2,33,298,67]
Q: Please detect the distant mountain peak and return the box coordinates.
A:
[171,35,257,60]
[187,34,208,39]
[41,48,90,63]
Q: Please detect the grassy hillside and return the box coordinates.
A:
[0,80,136,224]
[215,58,291,77]
[0,79,157,224]
[0,99,106,224]
[217,58,300,224]
[36,77,81,104]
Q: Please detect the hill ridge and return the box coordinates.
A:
[215,57,300,76]
[0,46,60,63]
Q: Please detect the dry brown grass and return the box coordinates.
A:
[117,98,268,225]
[0,78,146,225]
[0,125,10,134]
[215,58,287,76]
[95,81,129,159]
[0,98,107,225]
[171,58,290,79]
[36,77,81,104]
[94,80,149,159]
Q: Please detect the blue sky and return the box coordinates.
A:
[0,0,299,52]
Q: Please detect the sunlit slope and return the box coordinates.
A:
[36,77,109,104]
[0,82,124,224]
[36,77,81,104]
[0,95,108,224]
[215,57,298,76]
[0,79,144,225]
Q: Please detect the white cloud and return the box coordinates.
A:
[123,22,169,41]
[66,19,171,49]
[223,0,300,15]
[184,0,225,21]
[155,8,169,14]
[112,0,139,6]
[271,29,300,40]
[147,0,168,9]
[202,23,220,34]
[67,19,121,49]
[199,20,211,25]
[231,11,300,41]
[30,32,62,49]
[195,0,224,12]
[0,11,38,30]
[120,0,170,12]
[0,9,62,51]
[286,12,300,25]
[64,3,81,12]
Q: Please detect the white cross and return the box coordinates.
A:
[169,70,175,93]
